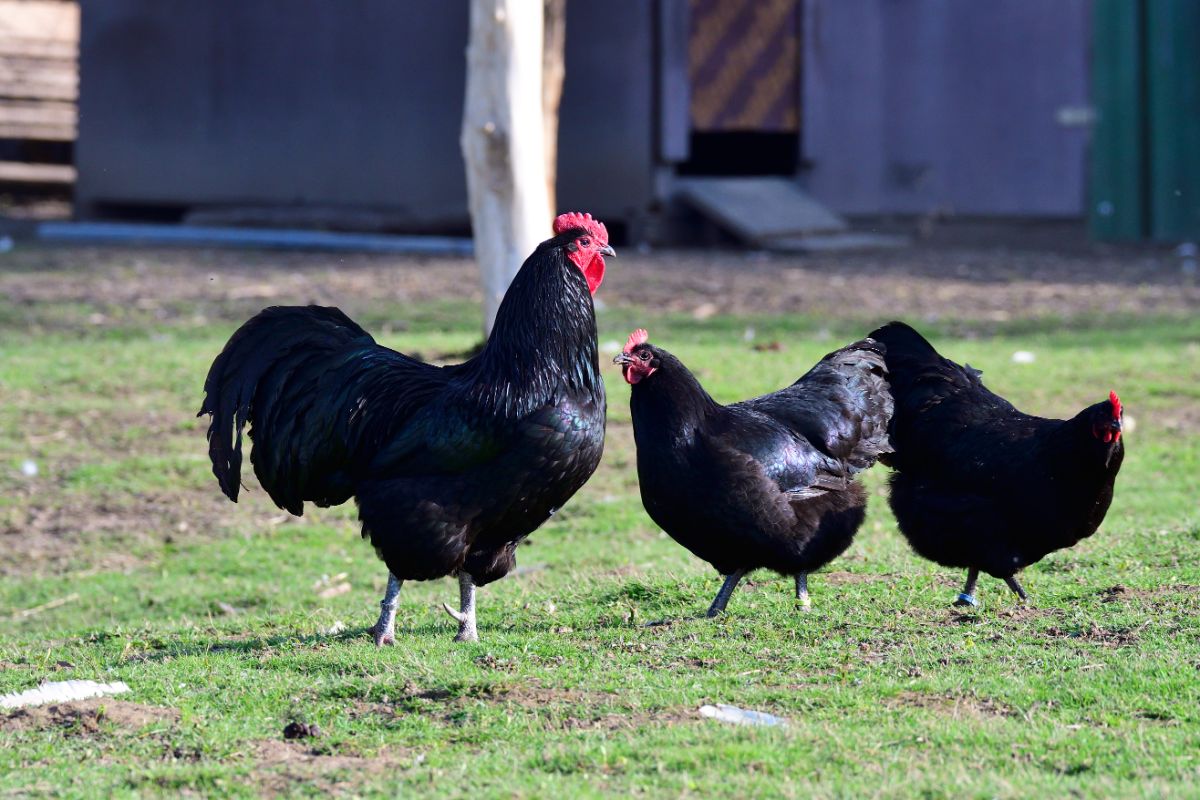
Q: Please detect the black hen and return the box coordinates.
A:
[616,330,893,616]
[869,321,1125,607]
[200,213,614,642]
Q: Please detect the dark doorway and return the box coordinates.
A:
[677,131,798,176]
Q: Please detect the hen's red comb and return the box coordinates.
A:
[1109,390,1122,420]
[553,211,608,242]
[624,328,648,353]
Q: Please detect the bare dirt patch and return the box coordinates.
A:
[349,679,696,734]
[940,604,1066,626]
[1150,403,1200,437]
[385,679,597,711]
[822,571,893,585]
[0,488,240,578]
[249,739,413,799]
[556,706,696,732]
[1098,584,1200,602]
[1095,584,1200,615]
[0,699,179,734]
[994,605,1065,622]
[3,237,1198,337]
[887,691,1016,719]
[1043,622,1144,647]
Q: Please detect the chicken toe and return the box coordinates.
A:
[368,573,403,646]
[442,572,479,642]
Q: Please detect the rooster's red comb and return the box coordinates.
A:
[624,328,649,353]
[1109,390,1122,420]
[553,211,608,242]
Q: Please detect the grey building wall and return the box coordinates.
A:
[75,1,1092,230]
[75,1,654,229]
[802,0,1091,216]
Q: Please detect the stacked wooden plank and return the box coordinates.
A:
[0,0,77,186]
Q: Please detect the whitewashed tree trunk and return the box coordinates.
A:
[462,0,552,335]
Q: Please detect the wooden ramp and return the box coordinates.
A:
[0,0,77,189]
[677,177,906,252]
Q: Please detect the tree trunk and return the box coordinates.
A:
[462,0,552,335]
[542,0,566,215]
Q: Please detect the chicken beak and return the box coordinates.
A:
[598,243,616,258]
[613,352,633,366]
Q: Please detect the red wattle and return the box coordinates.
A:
[584,256,605,294]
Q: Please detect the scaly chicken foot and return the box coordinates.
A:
[954,568,980,607]
[794,573,812,610]
[1004,575,1028,602]
[441,572,479,642]
[368,573,403,646]
[706,570,747,617]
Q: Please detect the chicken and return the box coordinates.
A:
[199,212,613,643]
[615,330,892,616]
[868,321,1125,607]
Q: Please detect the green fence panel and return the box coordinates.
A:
[1146,0,1200,240]
[1090,0,1147,240]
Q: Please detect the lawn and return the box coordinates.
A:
[1,244,1198,798]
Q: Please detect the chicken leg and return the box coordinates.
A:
[368,573,403,646]
[1004,575,1028,602]
[442,572,479,642]
[794,573,812,610]
[954,568,980,607]
[706,570,747,617]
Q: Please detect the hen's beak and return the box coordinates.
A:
[613,352,633,365]
[1111,418,1123,433]
[598,243,616,258]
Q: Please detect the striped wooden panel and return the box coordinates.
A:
[689,0,799,132]
[0,0,78,141]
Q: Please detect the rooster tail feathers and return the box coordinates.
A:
[199,305,375,511]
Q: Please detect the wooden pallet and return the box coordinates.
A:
[0,1,78,144]
[0,160,74,183]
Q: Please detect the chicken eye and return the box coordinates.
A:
[579,238,591,247]
[639,351,651,361]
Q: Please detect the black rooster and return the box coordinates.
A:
[869,321,1125,606]
[200,213,613,642]
[616,330,893,616]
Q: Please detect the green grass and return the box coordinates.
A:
[1,290,1199,798]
